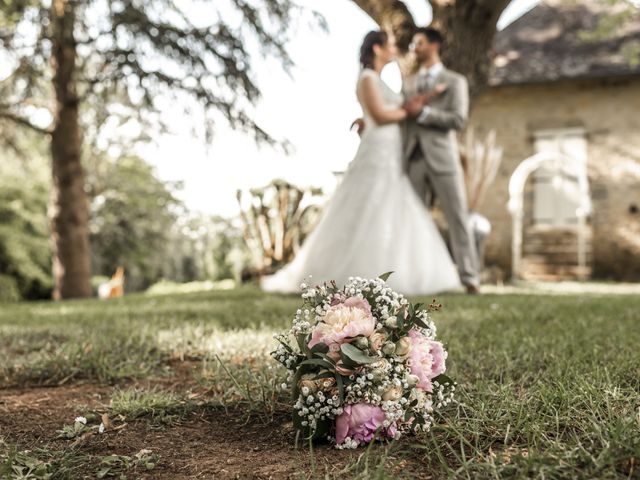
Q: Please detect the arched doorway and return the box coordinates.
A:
[508,151,592,281]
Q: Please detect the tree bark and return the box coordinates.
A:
[49,0,92,299]
[430,0,511,97]
[351,0,416,52]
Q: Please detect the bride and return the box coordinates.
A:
[261,30,460,296]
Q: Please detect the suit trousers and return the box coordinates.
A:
[407,154,480,287]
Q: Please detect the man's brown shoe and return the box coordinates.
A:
[465,284,480,295]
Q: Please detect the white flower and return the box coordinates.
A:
[74,416,87,425]
[384,317,398,328]
[381,342,396,355]
[98,423,105,434]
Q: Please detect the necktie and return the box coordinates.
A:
[420,72,434,93]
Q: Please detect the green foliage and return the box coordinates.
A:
[96,450,160,479]
[144,279,236,295]
[88,155,183,291]
[0,327,162,387]
[340,343,377,365]
[88,156,248,290]
[0,154,52,300]
[0,275,20,303]
[56,419,92,440]
[0,141,244,295]
[579,0,640,66]
[0,438,158,480]
[109,388,193,427]
[0,0,318,146]
[0,439,89,479]
[162,215,249,284]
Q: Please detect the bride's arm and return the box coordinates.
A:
[359,76,407,125]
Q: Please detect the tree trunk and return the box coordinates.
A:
[49,0,92,300]
[430,0,511,98]
[351,0,512,98]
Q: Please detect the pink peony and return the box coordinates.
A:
[335,403,396,446]
[407,329,446,392]
[342,296,372,315]
[308,297,375,349]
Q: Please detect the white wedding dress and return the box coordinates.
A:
[261,69,461,296]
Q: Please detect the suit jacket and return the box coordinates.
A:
[402,67,469,175]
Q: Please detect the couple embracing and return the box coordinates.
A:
[262,27,480,296]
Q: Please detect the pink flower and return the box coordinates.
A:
[335,403,396,446]
[308,297,375,349]
[407,329,446,392]
[342,296,372,315]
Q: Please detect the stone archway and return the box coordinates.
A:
[508,152,592,281]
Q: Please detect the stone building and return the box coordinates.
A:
[469,0,640,281]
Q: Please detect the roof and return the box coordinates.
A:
[490,0,640,85]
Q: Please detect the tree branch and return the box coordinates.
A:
[350,0,416,51]
[0,110,52,135]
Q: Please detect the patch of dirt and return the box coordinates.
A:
[0,369,428,479]
[0,383,113,445]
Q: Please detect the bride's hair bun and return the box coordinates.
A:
[359,30,388,70]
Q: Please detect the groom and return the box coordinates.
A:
[402,27,480,294]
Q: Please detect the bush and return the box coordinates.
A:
[0,168,53,300]
[0,275,21,303]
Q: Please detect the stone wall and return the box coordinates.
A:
[468,76,640,280]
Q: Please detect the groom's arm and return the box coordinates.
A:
[416,75,469,131]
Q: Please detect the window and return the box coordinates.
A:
[532,128,589,226]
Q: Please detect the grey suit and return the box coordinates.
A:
[402,67,479,287]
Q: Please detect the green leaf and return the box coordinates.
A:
[97,468,111,479]
[340,350,360,368]
[378,271,394,282]
[340,343,377,365]
[275,337,294,353]
[296,333,311,357]
[310,342,329,355]
[308,418,331,440]
[291,368,304,399]
[414,316,430,329]
[299,358,334,370]
[314,352,337,365]
[336,373,344,401]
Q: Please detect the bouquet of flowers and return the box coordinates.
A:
[272,274,456,449]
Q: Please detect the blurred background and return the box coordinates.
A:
[1,0,639,301]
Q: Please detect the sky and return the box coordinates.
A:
[139,0,540,218]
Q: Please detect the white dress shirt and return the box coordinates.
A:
[417,62,444,123]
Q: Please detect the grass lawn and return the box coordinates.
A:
[1,287,639,479]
